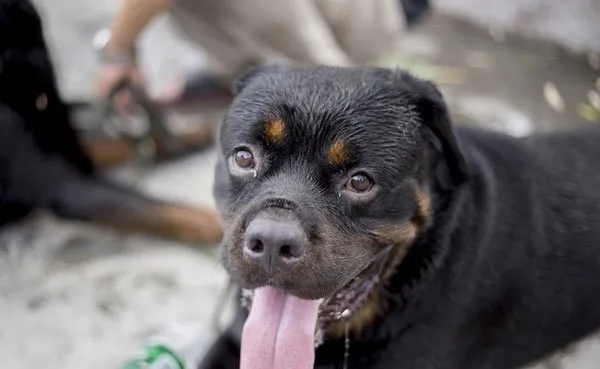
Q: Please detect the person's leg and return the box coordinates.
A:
[167,0,262,78]
[159,0,359,105]
[157,0,254,106]
[160,0,425,105]
[170,0,358,69]
[220,0,356,67]
[315,0,409,66]
[209,0,425,68]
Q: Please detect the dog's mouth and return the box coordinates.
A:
[240,245,392,355]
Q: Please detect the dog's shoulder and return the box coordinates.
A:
[434,124,600,368]
[453,123,600,261]
[456,124,600,206]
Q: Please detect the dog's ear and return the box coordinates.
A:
[232,65,284,95]
[409,77,469,188]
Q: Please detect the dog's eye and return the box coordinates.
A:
[347,173,373,192]
[234,149,255,169]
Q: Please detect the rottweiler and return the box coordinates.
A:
[0,0,221,244]
[200,65,600,369]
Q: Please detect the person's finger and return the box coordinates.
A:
[115,91,133,112]
[96,65,131,96]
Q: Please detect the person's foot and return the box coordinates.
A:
[155,71,234,108]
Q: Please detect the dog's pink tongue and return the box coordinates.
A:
[241,287,321,369]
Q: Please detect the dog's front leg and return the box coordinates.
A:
[50,177,223,245]
[1,103,222,244]
[197,302,246,369]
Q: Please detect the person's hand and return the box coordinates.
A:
[96,62,145,112]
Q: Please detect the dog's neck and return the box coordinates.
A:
[329,182,470,343]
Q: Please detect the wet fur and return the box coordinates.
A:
[200,65,600,369]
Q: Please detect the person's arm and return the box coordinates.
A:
[106,0,174,55]
[95,0,174,102]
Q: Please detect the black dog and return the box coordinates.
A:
[0,0,221,243]
[201,65,600,369]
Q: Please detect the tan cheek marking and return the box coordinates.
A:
[374,222,418,244]
[263,119,286,144]
[36,93,48,111]
[325,190,434,339]
[414,186,432,227]
[326,236,415,338]
[327,139,349,166]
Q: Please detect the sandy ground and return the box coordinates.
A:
[1,1,599,368]
[0,150,235,369]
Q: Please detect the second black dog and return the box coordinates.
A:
[0,0,221,244]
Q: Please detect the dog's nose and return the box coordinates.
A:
[244,217,307,272]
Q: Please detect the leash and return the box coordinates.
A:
[210,278,236,335]
[100,78,183,168]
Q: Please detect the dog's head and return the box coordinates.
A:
[213,66,467,326]
[0,0,55,95]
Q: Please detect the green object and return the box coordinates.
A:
[121,344,186,369]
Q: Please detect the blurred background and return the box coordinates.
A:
[1,0,599,368]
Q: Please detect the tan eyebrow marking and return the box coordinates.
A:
[263,119,286,144]
[327,138,349,166]
[413,186,432,228]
